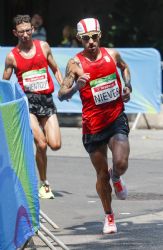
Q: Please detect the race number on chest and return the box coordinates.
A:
[90,73,120,105]
[22,68,49,92]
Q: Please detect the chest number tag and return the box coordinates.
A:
[90,73,120,105]
[22,68,49,92]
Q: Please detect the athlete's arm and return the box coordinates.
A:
[3,53,14,80]
[114,50,132,92]
[41,41,63,86]
[108,48,132,103]
[58,58,90,101]
[58,59,78,101]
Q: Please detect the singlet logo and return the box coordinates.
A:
[104,56,110,62]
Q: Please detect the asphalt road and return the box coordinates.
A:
[26,128,163,250]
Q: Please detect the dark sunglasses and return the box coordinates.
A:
[81,33,99,41]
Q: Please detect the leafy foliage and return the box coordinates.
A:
[102,0,163,57]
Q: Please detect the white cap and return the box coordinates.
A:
[77,18,100,35]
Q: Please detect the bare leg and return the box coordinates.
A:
[30,114,61,182]
[41,114,61,150]
[108,133,130,178]
[89,144,112,214]
[36,148,47,182]
[107,133,129,200]
[30,114,47,181]
[30,113,61,199]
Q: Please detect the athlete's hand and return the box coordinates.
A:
[122,86,131,103]
[76,73,90,90]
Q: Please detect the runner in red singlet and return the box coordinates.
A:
[58,18,132,233]
[3,15,63,199]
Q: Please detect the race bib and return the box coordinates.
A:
[90,73,120,105]
[22,68,49,92]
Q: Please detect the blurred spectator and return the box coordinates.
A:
[58,25,79,47]
[31,13,47,41]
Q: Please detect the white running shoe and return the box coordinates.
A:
[39,184,55,199]
[103,213,117,234]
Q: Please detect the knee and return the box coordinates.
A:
[36,140,47,153]
[114,158,128,176]
[49,142,61,151]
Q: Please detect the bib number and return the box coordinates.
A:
[22,68,49,92]
[90,73,120,105]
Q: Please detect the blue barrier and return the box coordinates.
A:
[0,80,39,250]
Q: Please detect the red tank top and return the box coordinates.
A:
[12,40,54,94]
[76,48,124,134]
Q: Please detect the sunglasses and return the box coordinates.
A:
[81,33,99,41]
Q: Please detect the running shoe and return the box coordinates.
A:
[109,168,128,200]
[39,184,55,199]
[103,213,117,234]
[113,177,128,200]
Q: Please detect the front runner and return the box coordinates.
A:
[3,14,63,199]
[58,18,132,233]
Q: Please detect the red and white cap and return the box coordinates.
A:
[77,18,100,35]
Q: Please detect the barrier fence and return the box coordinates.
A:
[0,47,161,114]
[0,80,39,249]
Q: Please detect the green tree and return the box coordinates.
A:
[104,0,163,57]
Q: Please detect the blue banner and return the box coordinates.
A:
[0,47,162,113]
[0,80,39,250]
